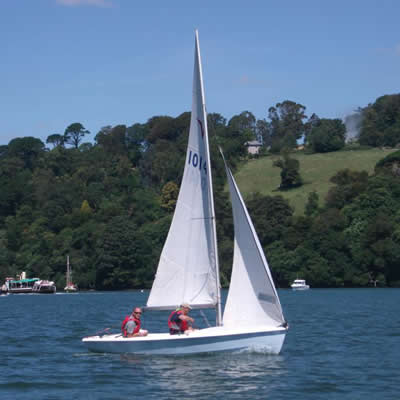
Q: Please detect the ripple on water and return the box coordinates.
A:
[1,289,400,400]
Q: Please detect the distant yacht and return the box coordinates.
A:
[64,256,78,292]
[291,279,310,290]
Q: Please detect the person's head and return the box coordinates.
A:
[180,303,192,315]
[132,307,142,318]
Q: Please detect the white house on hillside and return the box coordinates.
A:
[245,140,262,155]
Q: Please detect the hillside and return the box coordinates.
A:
[234,148,397,215]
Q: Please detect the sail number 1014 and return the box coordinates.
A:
[188,150,207,175]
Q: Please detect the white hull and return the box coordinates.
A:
[64,286,78,292]
[291,279,309,290]
[291,286,310,290]
[82,326,287,355]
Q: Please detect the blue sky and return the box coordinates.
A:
[1,0,399,145]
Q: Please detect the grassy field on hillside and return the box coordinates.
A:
[234,148,397,215]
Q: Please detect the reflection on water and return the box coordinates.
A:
[120,352,287,398]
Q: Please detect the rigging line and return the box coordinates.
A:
[200,309,211,328]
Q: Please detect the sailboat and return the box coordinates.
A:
[64,256,78,292]
[82,31,288,355]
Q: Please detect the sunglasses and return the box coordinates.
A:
[134,312,142,315]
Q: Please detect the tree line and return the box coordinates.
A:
[0,93,399,288]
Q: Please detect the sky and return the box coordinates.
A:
[1,0,399,145]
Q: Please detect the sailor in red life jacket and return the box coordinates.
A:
[168,303,195,335]
[121,307,148,338]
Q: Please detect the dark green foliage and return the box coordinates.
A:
[375,150,400,176]
[1,98,400,290]
[359,94,400,147]
[64,123,90,149]
[7,137,45,170]
[305,191,319,216]
[267,100,307,153]
[46,134,64,148]
[246,193,293,245]
[273,151,303,189]
[95,125,127,155]
[326,169,369,209]
[307,118,346,153]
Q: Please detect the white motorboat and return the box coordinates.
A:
[291,279,310,290]
[32,280,56,294]
[83,31,288,355]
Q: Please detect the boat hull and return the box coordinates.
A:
[8,288,34,294]
[64,287,78,293]
[82,326,287,355]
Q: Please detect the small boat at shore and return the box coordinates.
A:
[0,283,8,296]
[3,272,56,294]
[291,279,310,290]
[5,273,40,294]
[64,256,78,292]
[32,279,56,294]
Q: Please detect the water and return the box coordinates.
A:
[1,289,399,399]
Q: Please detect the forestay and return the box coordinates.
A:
[222,154,286,327]
[146,32,219,311]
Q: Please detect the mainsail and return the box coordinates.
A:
[222,153,286,327]
[146,31,220,312]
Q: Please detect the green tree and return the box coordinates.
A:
[64,123,90,149]
[161,181,179,212]
[307,118,346,153]
[359,94,400,147]
[273,151,303,189]
[305,191,319,216]
[326,169,368,209]
[267,100,307,152]
[7,137,45,170]
[46,134,64,148]
[95,125,127,155]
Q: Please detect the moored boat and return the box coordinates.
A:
[32,280,56,294]
[291,279,310,290]
[5,273,40,294]
[0,283,8,296]
[64,256,78,292]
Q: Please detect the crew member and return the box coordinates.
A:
[168,303,195,335]
[121,307,148,337]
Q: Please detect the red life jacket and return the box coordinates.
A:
[168,310,188,333]
[121,314,141,337]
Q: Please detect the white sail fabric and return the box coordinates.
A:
[146,32,218,310]
[222,158,286,327]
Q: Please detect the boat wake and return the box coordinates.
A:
[236,345,277,355]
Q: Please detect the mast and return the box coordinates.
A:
[66,255,70,286]
[195,30,222,326]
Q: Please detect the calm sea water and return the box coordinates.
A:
[0,289,399,400]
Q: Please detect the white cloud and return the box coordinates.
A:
[56,0,113,7]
